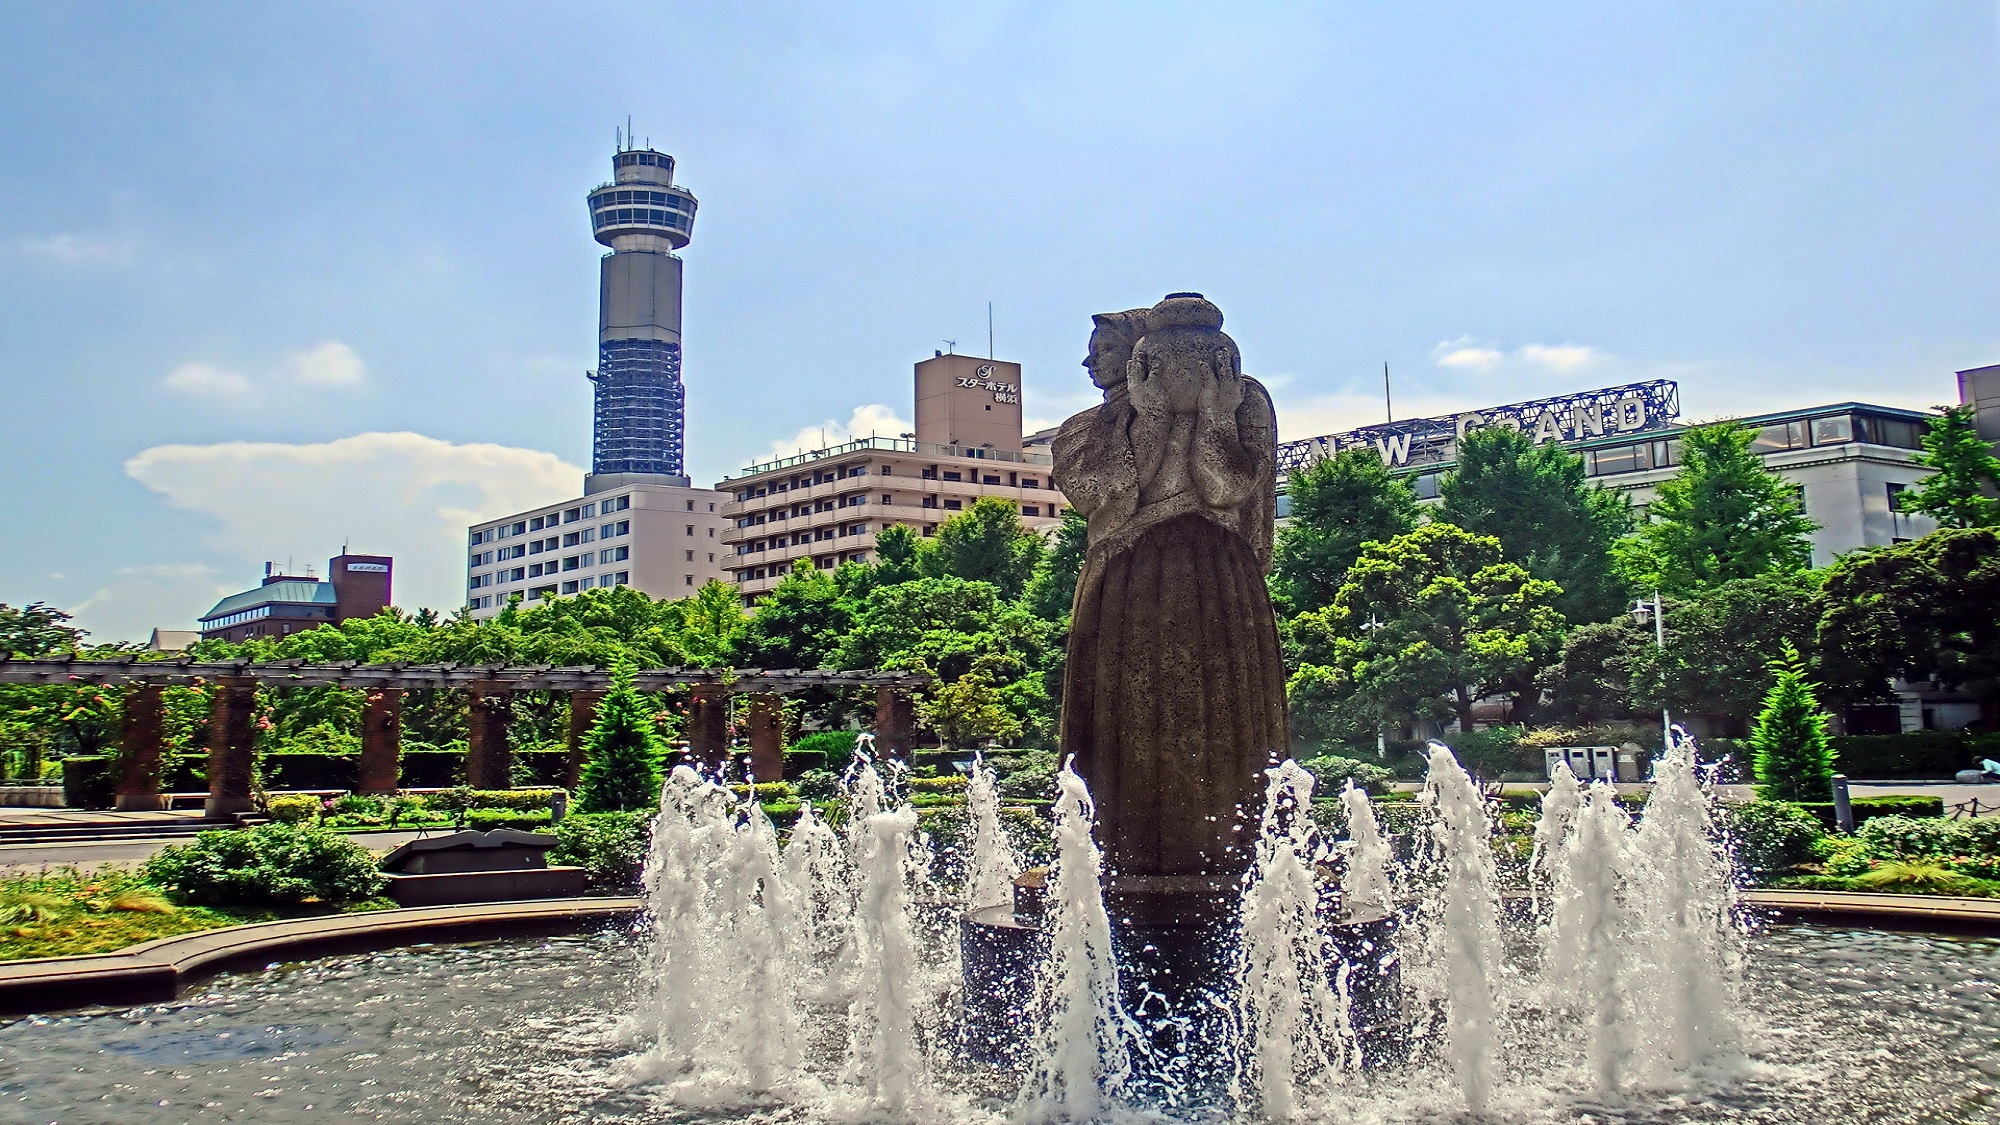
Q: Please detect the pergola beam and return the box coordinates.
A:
[0,657,927,694]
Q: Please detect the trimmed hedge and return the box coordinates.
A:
[262,753,358,791]
[60,755,114,809]
[1796,794,1945,829]
[253,748,571,792]
[1714,731,2000,780]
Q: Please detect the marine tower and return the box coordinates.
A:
[585,133,699,491]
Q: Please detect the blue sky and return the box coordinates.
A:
[2,2,1996,641]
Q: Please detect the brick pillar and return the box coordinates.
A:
[875,685,916,762]
[358,689,403,795]
[466,685,514,790]
[204,678,258,818]
[687,686,731,771]
[115,684,166,811]
[565,689,605,790]
[747,693,785,782]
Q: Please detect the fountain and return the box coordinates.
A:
[6,300,1995,1123]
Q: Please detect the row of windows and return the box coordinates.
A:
[736,524,874,554]
[472,545,633,589]
[736,553,871,583]
[737,464,869,500]
[1576,412,1928,480]
[616,151,667,168]
[473,496,632,544]
[201,605,273,630]
[592,189,687,209]
[469,572,634,610]
[591,208,693,232]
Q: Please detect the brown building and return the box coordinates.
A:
[717,353,1068,602]
[198,554,393,643]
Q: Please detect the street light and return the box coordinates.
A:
[1362,614,1387,757]
[1632,592,1671,753]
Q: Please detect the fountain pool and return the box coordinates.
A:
[0,924,1996,1123]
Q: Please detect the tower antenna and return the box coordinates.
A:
[1383,362,1393,423]
[627,115,633,152]
[988,302,994,358]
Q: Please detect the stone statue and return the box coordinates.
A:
[1052,293,1289,927]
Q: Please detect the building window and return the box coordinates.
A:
[602,496,631,513]
[943,471,962,482]
[582,502,597,518]
[615,571,629,585]
[600,545,630,564]
[708,527,714,538]
[1887,482,1908,512]
[686,524,694,535]
[1812,414,1854,445]
[561,580,578,594]
[943,500,963,510]
[1023,478,1040,489]
[581,576,595,590]
[1024,506,1041,517]
[707,553,714,562]
[983,475,1001,485]
[685,575,694,586]
[922,496,938,509]
[602,520,630,538]
[922,468,938,480]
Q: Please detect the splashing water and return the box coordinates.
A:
[1414,740,1505,1113]
[1529,758,1584,905]
[1542,783,1636,1092]
[1230,760,1353,1118]
[965,751,1024,911]
[844,804,929,1114]
[1337,779,1393,923]
[1013,759,1136,1123]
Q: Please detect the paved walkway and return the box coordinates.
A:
[0,808,208,828]
[0,830,430,874]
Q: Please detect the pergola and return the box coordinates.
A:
[0,657,926,817]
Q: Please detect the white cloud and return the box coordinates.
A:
[163,361,253,397]
[17,232,138,265]
[1519,343,1602,372]
[123,432,583,620]
[286,341,367,388]
[65,564,230,645]
[1435,345,1504,370]
[764,404,914,460]
[161,342,367,398]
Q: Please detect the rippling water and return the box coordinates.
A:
[0,922,1994,1124]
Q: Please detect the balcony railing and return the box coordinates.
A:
[731,436,1052,480]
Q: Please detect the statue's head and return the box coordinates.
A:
[1084,309,1149,391]
[1131,293,1240,414]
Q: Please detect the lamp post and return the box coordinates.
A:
[1362,614,1387,757]
[1632,593,1671,752]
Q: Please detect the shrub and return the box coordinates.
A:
[1725,800,1826,877]
[266,793,322,824]
[995,749,1058,801]
[467,788,562,811]
[1794,795,1945,829]
[908,775,968,795]
[141,823,386,906]
[549,810,648,887]
[793,768,840,802]
[466,808,553,830]
[1299,754,1393,796]
[328,793,385,818]
[1852,861,1991,896]
[789,731,860,772]
[729,781,796,803]
[59,755,113,809]
[1858,815,2000,861]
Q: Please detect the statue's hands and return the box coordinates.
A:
[1125,354,1168,420]
[1201,347,1245,416]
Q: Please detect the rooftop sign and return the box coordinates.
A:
[1276,379,1681,473]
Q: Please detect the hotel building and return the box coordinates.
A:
[717,353,1068,602]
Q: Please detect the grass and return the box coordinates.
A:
[1771,869,2000,898]
[0,867,397,962]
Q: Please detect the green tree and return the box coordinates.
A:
[872,524,924,587]
[1748,642,1836,802]
[1022,507,1088,623]
[1272,447,1420,614]
[912,654,1024,750]
[576,662,666,813]
[672,580,748,666]
[1902,404,2000,529]
[733,560,857,670]
[1816,527,2000,723]
[1438,427,1633,624]
[1288,523,1566,736]
[1617,422,1817,595]
[0,602,87,656]
[1537,619,1646,724]
[918,497,1044,600]
[1629,570,1823,733]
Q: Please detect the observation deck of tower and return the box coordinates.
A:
[584,136,700,491]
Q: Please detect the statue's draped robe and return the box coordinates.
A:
[1053,375,1288,891]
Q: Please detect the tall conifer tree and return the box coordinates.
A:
[1748,641,1837,803]
[576,661,665,813]
[1903,405,2000,529]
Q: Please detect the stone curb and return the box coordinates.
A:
[0,895,644,1018]
[1742,888,2000,934]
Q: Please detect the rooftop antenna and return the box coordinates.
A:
[1384,362,1393,423]
[627,115,633,151]
[943,339,956,356]
[988,302,994,359]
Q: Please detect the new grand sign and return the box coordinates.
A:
[1275,380,1681,474]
